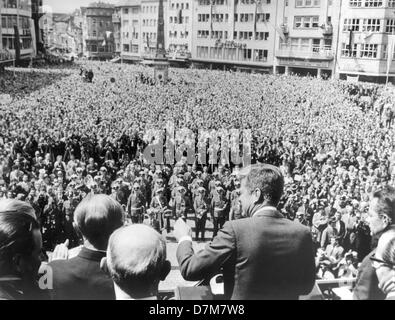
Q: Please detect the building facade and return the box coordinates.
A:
[0,0,36,61]
[191,0,277,72]
[274,0,340,78]
[81,3,115,60]
[336,0,395,82]
[167,0,193,62]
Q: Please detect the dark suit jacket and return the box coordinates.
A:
[353,250,385,300]
[177,209,316,300]
[48,247,115,300]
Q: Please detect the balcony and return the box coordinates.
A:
[276,45,334,61]
[112,14,121,24]
[167,50,191,60]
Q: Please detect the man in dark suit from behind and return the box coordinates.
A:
[48,194,124,300]
[174,164,316,300]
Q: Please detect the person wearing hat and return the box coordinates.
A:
[126,183,146,224]
[194,187,210,242]
[191,179,204,201]
[172,186,192,222]
[229,187,243,221]
[148,188,171,233]
[211,186,229,239]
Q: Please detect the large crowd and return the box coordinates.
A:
[1,61,395,283]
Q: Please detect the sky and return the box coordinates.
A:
[44,0,118,13]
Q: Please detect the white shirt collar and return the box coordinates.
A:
[114,283,158,300]
[252,206,278,218]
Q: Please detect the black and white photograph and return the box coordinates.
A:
[1,0,395,305]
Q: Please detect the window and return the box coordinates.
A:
[295,0,320,6]
[254,49,268,62]
[123,44,130,52]
[123,8,129,14]
[360,43,378,58]
[349,0,362,6]
[386,19,395,33]
[364,0,383,7]
[294,16,319,29]
[131,44,139,53]
[224,48,236,60]
[240,48,252,61]
[341,43,357,57]
[343,18,360,31]
[362,19,381,32]
[255,32,269,40]
[197,46,209,58]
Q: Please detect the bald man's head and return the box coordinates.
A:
[106,225,170,298]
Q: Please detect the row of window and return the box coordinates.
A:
[123,44,139,53]
[142,19,157,27]
[343,18,395,33]
[122,32,138,40]
[349,0,395,7]
[197,30,269,40]
[90,19,111,28]
[169,16,190,24]
[141,5,157,14]
[169,2,190,10]
[143,32,157,40]
[121,8,139,15]
[1,15,31,29]
[2,36,32,50]
[294,16,320,29]
[0,0,30,10]
[341,42,395,59]
[87,44,113,53]
[196,46,269,62]
[295,0,323,7]
[169,30,189,38]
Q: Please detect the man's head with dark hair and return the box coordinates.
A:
[73,194,125,250]
[237,164,284,217]
[106,224,171,299]
[0,199,41,284]
[367,186,395,236]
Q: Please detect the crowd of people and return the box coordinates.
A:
[1,61,395,289]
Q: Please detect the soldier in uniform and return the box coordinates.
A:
[211,186,229,238]
[194,187,210,242]
[148,188,171,233]
[172,186,193,221]
[126,183,146,224]
[229,188,243,221]
[62,189,81,248]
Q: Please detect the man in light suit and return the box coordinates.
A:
[174,164,316,300]
[353,186,395,300]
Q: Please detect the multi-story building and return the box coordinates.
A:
[0,0,36,62]
[191,0,277,72]
[116,0,195,65]
[81,2,115,60]
[274,0,340,78]
[31,0,44,53]
[117,0,142,61]
[336,0,395,83]
[112,5,121,54]
[140,0,168,59]
[167,0,193,62]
